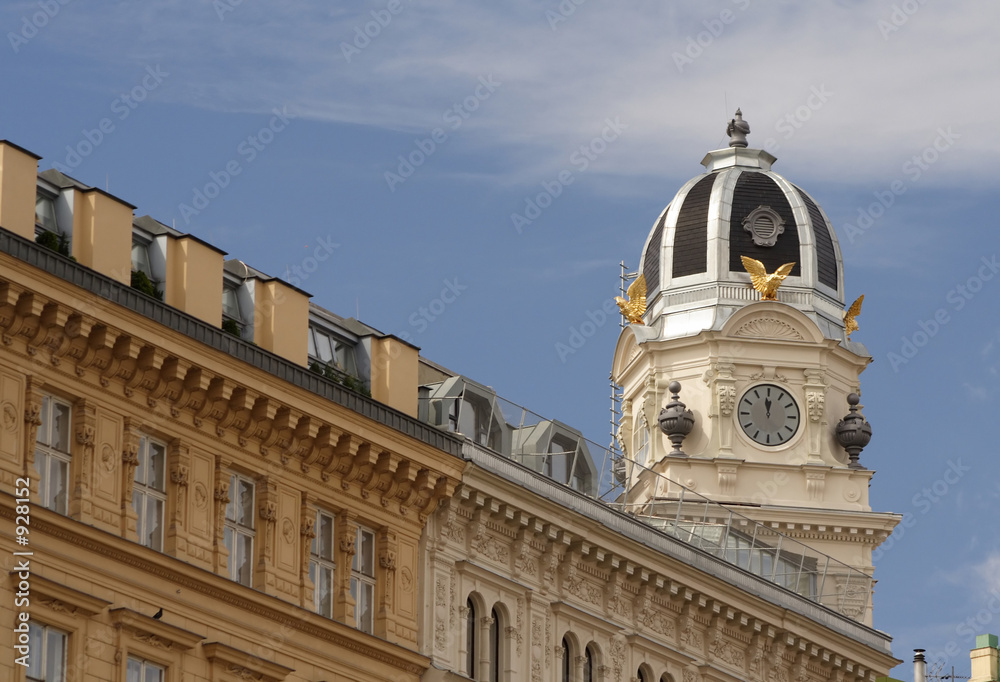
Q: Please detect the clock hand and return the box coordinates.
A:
[764,397,771,418]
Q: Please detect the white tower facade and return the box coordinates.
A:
[612,114,899,625]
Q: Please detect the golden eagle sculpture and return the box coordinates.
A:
[843,294,864,338]
[740,256,795,301]
[616,274,647,325]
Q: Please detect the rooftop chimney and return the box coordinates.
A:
[915,649,926,682]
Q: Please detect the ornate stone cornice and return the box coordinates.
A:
[0,269,460,524]
[445,476,889,682]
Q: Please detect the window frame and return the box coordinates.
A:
[34,394,72,515]
[309,508,336,618]
[25,621,67,682]
[132,435,167,551]
[307,325,358,376]
[126,654,165,682]
[34,190,59,233]
[489,607,502,682]
[223,472,256,587]
[350,525,376,634]
[466,597,478,679]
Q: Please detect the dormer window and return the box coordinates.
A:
[132,238,153,278]
[222,284,244,325]
[308,327,357,375]
[35,192,58,231]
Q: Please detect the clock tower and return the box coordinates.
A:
[611,111,899,625]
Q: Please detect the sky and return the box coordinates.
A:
[2,0,998,675]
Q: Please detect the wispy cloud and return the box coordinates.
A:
[6,1,997,189]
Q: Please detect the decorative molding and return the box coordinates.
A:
[202,641,294,682]
[109,607,204,650]
[735,318,805,340]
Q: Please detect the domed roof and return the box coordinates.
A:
[638,110,847,341]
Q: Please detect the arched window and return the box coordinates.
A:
[489,608,501,682]
[561,636,572,682]
[637,667,650,682]
[584,645,595,682]
[466,598,477,679]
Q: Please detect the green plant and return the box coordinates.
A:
[130,270,163,300]
[221,318,242,338]
[35,229,71,257]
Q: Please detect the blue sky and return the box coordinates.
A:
[2,0,998,673]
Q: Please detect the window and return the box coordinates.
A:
[26,622,66,682]
[131,238,153,278]
[637,668,650,682]
[466,598,477,678]
[584,645,595,682]
[561,636,571,682]
[223,473,255,586]
[222,284,244,324]
[132,436,166,551]
[489,608,501,682]
[635,424,650,467]
[350,526,375,634]
[35,193,58,231]
[310,509,336,618]
[127,656,164,682]
[34,395,71,515]
[308,327,358,375]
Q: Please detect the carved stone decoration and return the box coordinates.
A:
[471,528,509,564]
[718,384,737,416]
[101,444,116,472]
[806,391,825,423]
[434,620,447,652]
[605,575,632,619]
[259,499,277,562]
[38,598,76,614]
[679,613,703,652]
[227,664,263,681]
[515,598,524,656]
[742,205,786,247]
[2,401,16,431]
[735,318,804,340]
[435,579,447,607]
[717,463,738,496]
[805,471,826,501]
[609,635,626,682]
[400,567,413,593]
[709,628,745,670]
[748,638,767,681]
[637,600,676,638]
[135,633,172,650]
[512,529,536,578]
[121,419,141,515]
[683,669,698,682]
[281,518,295,544]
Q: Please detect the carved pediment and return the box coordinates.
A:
[733,317,805,341]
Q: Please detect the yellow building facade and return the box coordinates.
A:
[0,139,465,682]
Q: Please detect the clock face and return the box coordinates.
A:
[738,384,800,446]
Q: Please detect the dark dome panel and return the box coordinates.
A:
[728,172,800,277]
[795,186,838,290]
[642,208,667,301]
[671,174,717,278]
